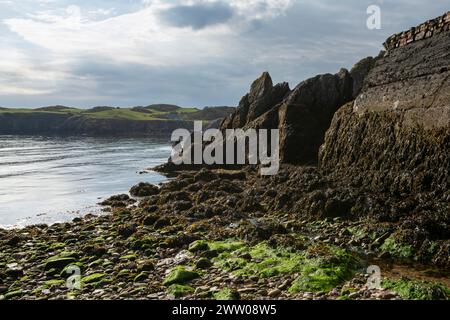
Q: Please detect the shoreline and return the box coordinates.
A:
[1,165,448,300]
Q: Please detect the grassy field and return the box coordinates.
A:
[0,105,231,121]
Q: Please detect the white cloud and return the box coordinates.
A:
[2,1,293,69]
[1,0,448,107]
[0,1,292,102]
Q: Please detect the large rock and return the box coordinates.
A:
[240,69,354,164]
[276,68,353,163]
[319,22,450,195]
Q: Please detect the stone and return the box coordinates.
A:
[213,288,240,300]
[117,224,136,238]
[189,240,210,253]
[134,272,149,282]
[138,260,155,272]
[129,183,160,197]
[6,235,21,246]
[163,267,199,286]
[268,288,281,297]
[44,256,76,272]
[142,214,159,226]
[167,284,195,298]
[82,273,106,284]
[195,258,213,269]
[4,290,23,300]
[193,169,218,182]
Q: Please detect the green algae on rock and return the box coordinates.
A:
[82,273,107,285]
[209,240,361,292]
[382,278,450,300]
[44,256,77,272]
[289,245,361,293]
[213,288,241,300]
[380,237,414,260]
[167,284,195,298]
[163,266,200,286]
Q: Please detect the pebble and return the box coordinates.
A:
[268,289,281,297]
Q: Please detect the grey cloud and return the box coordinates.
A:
[160,2,234,30]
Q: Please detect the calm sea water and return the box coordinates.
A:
[0,136,171,228]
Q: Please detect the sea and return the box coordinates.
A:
[0,135,171,228]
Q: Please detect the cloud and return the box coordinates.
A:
[160,2,234,30]
[1,0,449,107]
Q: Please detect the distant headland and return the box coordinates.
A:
[0,104,235,137]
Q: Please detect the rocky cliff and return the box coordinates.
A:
[220,59,374,164]
[319,13,450,196]
[0,105,236,137]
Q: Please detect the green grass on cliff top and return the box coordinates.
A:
[0,106,214,121]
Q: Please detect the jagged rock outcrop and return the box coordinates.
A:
[221,72,290,129]
[223,68,361,164]
[319,17,450,195]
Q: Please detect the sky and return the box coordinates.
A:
[0,0,448,108]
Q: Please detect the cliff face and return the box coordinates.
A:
[319,15,450,195]
[0,113,195,137]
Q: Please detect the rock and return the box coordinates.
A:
[138,260,155,272]
[188,240,210,253]
[378,251,391,260]
[84,245,107,257]
[130,183,160,197]
[4,290,23,300]
[167,284,195,298]
[194,169,218,183]
[6,235,21,246]
[44,256,76,272]
[82,273,106,284]
[154,217,171,229]
[320,27,450,196]
[142,214,159,226]
[100,194,135,207]
[221,69,354,165]
[349,56,377,98]
[5,269,23,279]
[117,224,137,238]
[202,250,219,259]
[163,267,199,286]
[268,288,281,297]
[278,279,291,290]
[134,272,149,282]
[195,258,213,269]
[213,288,240,300]
[221,72,290,129]
[348,292,361,299]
